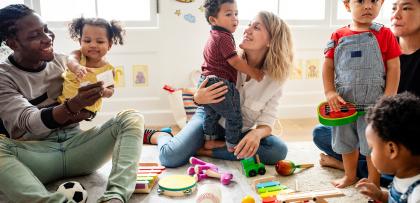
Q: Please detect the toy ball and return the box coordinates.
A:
[196,184,221,203]
[56,181,88,203]
[275,160,296,176]
[241,195,255,203]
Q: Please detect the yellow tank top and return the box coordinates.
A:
[58,54,114,113]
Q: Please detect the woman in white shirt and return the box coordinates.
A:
[151,11,294,167]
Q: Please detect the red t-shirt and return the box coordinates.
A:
[201,26,238,83]
[325,25,401,69]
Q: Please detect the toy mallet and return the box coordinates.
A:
[275,160,314,176]
[205,169,233,185]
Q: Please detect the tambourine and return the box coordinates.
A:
[157,175,197,197]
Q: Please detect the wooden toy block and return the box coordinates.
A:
[276,189,345,203]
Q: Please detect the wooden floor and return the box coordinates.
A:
[154,118,320,142]
[0,118,369,203]
[275,118,319,142]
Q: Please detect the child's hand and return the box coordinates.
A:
[325,91,346,112]
[356,178,386,202]
[74,65,90,79]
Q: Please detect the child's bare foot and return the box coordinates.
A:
[204,140,226,149]
[332,175,358,188]
[319,153,344,170]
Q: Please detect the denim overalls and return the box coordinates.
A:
[388,180,420,203]
[328,23,385,156]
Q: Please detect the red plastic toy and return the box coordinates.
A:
[275,160,314,176]
[162,84,176,93]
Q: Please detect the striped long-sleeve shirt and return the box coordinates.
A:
[0,53,77,140]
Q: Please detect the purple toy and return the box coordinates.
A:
[187,157,233,185]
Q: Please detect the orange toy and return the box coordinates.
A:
[275,160,313,176]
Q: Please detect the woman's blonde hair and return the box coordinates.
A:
[259,11,294,84]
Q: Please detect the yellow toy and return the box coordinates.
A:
[242,195,255,203]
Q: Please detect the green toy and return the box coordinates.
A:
[240,155,266,177]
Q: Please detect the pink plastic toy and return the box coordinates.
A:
[187,157,233,185]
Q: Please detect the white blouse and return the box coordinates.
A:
[220,72,284,132]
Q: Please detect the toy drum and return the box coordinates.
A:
[157,175,197,197]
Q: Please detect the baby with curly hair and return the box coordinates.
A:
[58,17,125,120]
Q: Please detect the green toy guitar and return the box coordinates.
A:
[317,102,367,126]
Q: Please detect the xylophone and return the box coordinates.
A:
[134,162,165,193]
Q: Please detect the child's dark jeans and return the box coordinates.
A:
[200,76,242,149]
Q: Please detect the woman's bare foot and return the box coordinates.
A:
[319,153,344,170]
[204,140,226,149]
[332,175,358,188]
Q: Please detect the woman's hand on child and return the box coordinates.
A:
[325,91,346,112]
[356,178,386,202]
[194,78,228,105]
[234,129,261,159]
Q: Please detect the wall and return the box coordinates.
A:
[49,0,340,128]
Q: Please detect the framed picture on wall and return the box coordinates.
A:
[305,59,321,79]
[132,65,149,87]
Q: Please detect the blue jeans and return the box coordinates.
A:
[202,76,242,148]
[158,107,288,168]
[312,124,393,187]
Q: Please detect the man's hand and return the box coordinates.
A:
[67,81,105,113]
[64,109,94,125]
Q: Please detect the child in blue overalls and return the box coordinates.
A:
[355,93,420,203]
[323,0,401,188]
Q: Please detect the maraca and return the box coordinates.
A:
[275,160,314,176]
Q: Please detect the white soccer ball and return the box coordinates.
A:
[56,181,88,203]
